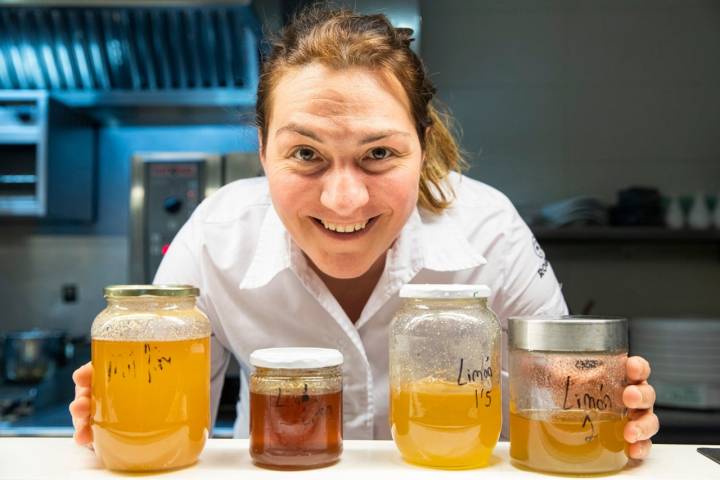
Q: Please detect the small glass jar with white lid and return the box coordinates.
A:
[249,347,344,469]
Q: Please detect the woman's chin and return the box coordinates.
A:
[309,253,385,280]
[316,263,375,280]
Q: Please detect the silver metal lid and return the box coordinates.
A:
[104,284,199,297]
[508,316,627,352]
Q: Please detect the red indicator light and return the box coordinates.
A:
[161,243,170,255]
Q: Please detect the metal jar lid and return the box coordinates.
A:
[104,284,199,297]
[508,316,627,352]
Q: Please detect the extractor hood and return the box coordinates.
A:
[0,2,261,122]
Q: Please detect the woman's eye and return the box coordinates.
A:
[368,147,392,160]
[293,147,318,162]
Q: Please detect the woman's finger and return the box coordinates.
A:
[69,396,90,418]
[74,385,91,399]
[72,362,93,387]
[73,424,93,446]
[627,439,652,460]
[626,356,651,383]
[624,412,660,443]
[623,382,656,410]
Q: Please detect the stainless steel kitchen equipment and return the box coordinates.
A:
[129,151,261,283]
[0,91,94,219]
[2,330,72,383]
[129,152,220,284]
[0,335,89,435]
[0,4,260,116]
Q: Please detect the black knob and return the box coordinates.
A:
[163,196,183,214]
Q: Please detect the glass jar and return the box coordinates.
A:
[90,285,211,472]
[389,284,501,469]
[249,347,344,469]
[508,316,628,474]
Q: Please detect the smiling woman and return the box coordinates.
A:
[262,64,423,282]
[255,7,463,216]
[69,3,659,467]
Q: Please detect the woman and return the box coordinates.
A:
[70,6,658,458]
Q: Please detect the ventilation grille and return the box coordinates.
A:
[0,6,259,91]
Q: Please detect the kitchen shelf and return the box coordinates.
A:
[532,226,720,243]
[0,126,42,144]
[0,196,42,216]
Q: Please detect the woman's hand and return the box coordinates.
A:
[623,356,659,459]
[68,362,93,446]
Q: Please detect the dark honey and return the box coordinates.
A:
[250,388,343,469]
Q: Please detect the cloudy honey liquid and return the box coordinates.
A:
[391,378,501,468]
[91,337,210,472]
[510,409,628,474]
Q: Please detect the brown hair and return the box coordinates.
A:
[256,5,466,213]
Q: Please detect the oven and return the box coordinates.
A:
[129,151,261,283]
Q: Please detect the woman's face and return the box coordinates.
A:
[260,63,423,279]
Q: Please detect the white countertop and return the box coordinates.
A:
[0,438,717,480]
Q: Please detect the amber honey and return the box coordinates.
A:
[91,337,210,471]
[390,378,501,469]
[510,409,628,474]
[250,389,343,468]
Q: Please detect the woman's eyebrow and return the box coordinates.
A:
[275,123,322,142]
[359,130,411,145]
[275,123,411,145]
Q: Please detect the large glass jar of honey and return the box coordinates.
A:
[249,347,344,469]
[90,285,211,472]
[389,284,501,469]
[508,316,628,474]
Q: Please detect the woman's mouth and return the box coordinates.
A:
[311,215,380,238]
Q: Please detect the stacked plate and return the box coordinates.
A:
[536,196,608,227]
[629,317,720,409]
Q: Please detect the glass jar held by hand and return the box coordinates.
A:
[508,316,628,475]
[249,347,344,470]
[389,284,501,469]
[91,285,211,472]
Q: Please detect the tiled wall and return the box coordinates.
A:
[0,124,258,336]
[0,233,127,336]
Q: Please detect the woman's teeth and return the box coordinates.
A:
[320,219,368,233]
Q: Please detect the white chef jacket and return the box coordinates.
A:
[154,172,568,440]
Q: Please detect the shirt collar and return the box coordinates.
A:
[238,204,292,290]
[416,207,487,271]
[239,204,486,290]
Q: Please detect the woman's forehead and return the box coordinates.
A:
[269,64,415,134]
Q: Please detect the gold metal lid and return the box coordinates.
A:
[103,284,199,297]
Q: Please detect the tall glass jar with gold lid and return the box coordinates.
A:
[90,285,211,472]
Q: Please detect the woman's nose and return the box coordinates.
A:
[320,169,369,216]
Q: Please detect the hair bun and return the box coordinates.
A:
[394,27,415,46]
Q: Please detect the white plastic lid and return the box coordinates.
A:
[399,284,491,299]
[249,347,344,369]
